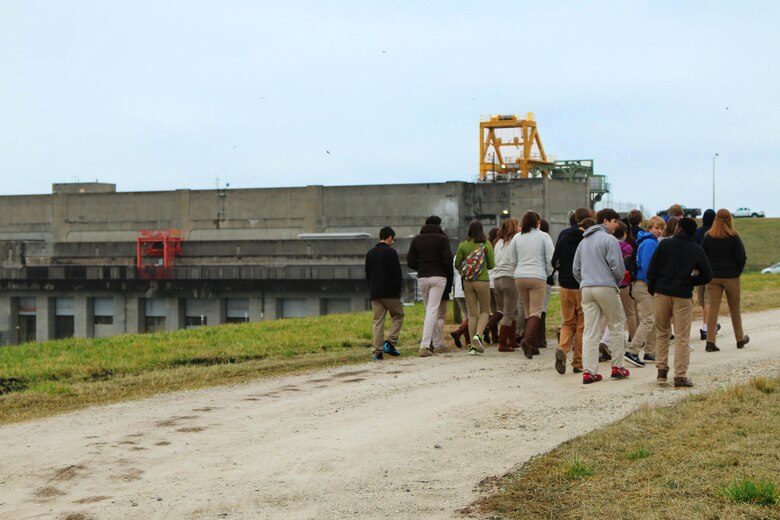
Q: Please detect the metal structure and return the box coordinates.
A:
[479,113,554,181]
[136,229,183,280]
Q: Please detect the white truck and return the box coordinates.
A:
[733,207,765,218]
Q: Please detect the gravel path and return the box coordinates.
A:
[2,309,779,520]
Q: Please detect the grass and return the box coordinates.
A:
[731,217,780,271]
[483,376,780,519]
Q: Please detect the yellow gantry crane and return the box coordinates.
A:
[479,113,555,181]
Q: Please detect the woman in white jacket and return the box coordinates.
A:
[492,218,521,353]
[508,211,555,358]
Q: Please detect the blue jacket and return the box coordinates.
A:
[634,230,658,283]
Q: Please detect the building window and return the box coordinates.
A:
[55,297,75,339]
[225,298,249,324]
[93,297,114,325]
[279,298,307,319]
[144,298,166,333]
[184,315,207,329]
[17,297,37,343]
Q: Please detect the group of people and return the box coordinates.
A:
[364,204,749,388]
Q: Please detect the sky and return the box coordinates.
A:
[1,1,778,216]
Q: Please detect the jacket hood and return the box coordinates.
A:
[702,209,716,227]
[636,229,656,244]
[582,223,607,238]
[419,224,446,235]
[563,228,584,244]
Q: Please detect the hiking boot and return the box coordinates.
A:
[611,366,630,380]
[624,352,645,367]
[705,342,720,352]
[383,341,400,356]
[674,377,694,388]
[582,372,603,384]
[372,353,383,361]
[643,353,656,363]
[554,349,566,375]
[418,347,433,357]
[657,368,668,382]
[573,367,583,373]
[737,335,750,349]
[468,347,478,356]
[598,343,612,362]
[472,335,485,353]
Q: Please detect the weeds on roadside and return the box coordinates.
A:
[626,446,651,461]
[563,453,594,479]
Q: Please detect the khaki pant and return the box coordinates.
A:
[419,276,447,349]
[706,277,745,345]
[514,278,546,318]
[653,294,692,379]
[494,276,518,325]
[464,280,491,340]
[582,286,626,375]
[371,298,404,356]
[558,287,584,369]
[619,286,637,339]
[627,281,656,355]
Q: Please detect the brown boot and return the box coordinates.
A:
[539,312,548,347]
[508,321,521,350]
[486,312,502,344]
[450,319,468,349]
[498,324,515,352]
[521,316,541,358]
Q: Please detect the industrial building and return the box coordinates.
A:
[0,177,591,345]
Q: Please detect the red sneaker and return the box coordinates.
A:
[582,372,603,384]
[611,366,630,379]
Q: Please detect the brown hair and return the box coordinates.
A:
[667,204,683,218]
[614,221,627,240]
[628,209,643,226]
[596,208,620,223]
[579,217,596,230]
[574,207,592,225]
[487,227,499,246]
[707,208,739,239]
[520,211,540,234]
[498,218,519,243]
[663,216,679,238]
[466,221,487,243]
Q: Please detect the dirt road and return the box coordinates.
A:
[2,309,779,520]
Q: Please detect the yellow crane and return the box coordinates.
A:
[479,113,554,181]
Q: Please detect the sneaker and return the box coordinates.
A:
[582,372,603,384]
[418,347,433,357]
[624,352,645,367]
[674,377,694,388]
[472,335,485,353]
[554,349,566,375]
[657,368,668,382]
[611,366,630,379]
[468,347,478,356]
[699,328,707,341]
[705,342,720,352]
[372,353,383,361]
[383,341,400,356]
[598,343,612,362]
[737,335,750,349]
[573,367,583,373]
[643,353,656,363]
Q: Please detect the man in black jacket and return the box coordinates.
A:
[365,226,404,361]
[407,216,453,357]
[647,218,713,387]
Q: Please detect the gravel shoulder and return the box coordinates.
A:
[2,309,780,520]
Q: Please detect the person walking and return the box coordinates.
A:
[454,221,495,355]
[492,218,521,352]
[573,208,630,384]
[694,209,717,340]
[508,211,554,359]
[701,209,749,352]
[449,267,469,349]
[407,216,453,357]
[647,218,713,387]
[551,211,590,374]
[365,226,404,361]
[614,221,638,361]
[625,216,665,365]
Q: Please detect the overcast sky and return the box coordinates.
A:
[1,1,778,216]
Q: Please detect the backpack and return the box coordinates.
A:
[624,248,638,281]
[460,244,486,281]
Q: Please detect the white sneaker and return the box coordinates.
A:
[472,335,485,353]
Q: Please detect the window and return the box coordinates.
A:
[93,297,114,325]
[225,298,249,324]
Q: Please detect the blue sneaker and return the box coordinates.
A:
[383,341,400,356]
[372,353,383,361]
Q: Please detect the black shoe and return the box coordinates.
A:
[554,349,566,375]
[598,342,612,362]
[657,368,668,382]
[699,329,707,341]
[643,353,656,363]
[737,335,750,349]
[572,367,583,373]
[624,352,645,367]
[705,342,720,352]
[450,332,462,349]
[674,377,694,388]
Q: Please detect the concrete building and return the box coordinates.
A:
[0,178,588,345]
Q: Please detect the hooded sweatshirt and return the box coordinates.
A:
[572,224,624,288]
[634,230,658,283]
[407,224,453,279]
[694,209,716,245]
[551,227,584,289]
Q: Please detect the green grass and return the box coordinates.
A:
[732,217,780,271]
[484,376,780,519]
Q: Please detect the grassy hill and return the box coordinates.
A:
[731,217,780,271]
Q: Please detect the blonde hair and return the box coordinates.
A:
[647,216,666,230]
[707,208,739,239]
